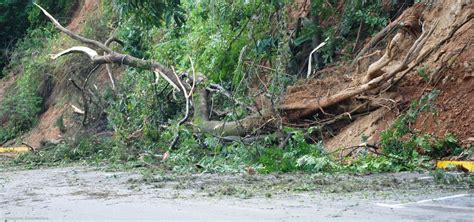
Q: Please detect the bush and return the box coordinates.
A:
[258,128,337,173]
[14,135,120,166]
[106,68,184,156]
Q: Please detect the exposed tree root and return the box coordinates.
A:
[354,3,426,61]
[281,18,438,120]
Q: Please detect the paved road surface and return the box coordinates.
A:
[1,167,472,221]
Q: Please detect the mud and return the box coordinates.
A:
[412,24,474,148]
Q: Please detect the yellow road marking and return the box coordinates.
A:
[436,160,474,172]
[0,146,31,153]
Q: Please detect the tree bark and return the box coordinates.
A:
[192,88,273,137]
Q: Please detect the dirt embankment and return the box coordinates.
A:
[283,1,473,151]
[412,29,473,148]
[0,0,111,148]
[67,0,99,32]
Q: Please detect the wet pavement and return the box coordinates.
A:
[1,167,472,221]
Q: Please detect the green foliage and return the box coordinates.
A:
[414,134,462,158]
[380,90,439,157]
[378,90,463,170]
[0,26,58,143]
[258,128,336,173]
[126,0,289,89]
[112,0,184,27]
[294,0,389,65]
[106,68,186,160]
[417,66,429,82]
[347,155,399,173]
[0,81,42,143]
[101,0,294,170]
[14,135,121,166]
[340,1,388,36]
[115,20,154,59]
[0,0,76,76]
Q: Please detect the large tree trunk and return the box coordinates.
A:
[193,87,274,137]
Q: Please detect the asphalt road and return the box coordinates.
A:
[1,167,472,221]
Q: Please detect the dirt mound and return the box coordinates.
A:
[284,64,353,106]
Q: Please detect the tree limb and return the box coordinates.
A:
[34,3,112,53]
[104,36,124,91]
[193,87,273,137]
[51,46,98,60]
[36,3,185,92]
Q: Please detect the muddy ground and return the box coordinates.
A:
[1,166,472,221]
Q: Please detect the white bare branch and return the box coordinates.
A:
[34,3,112,53]
[51,46,99,60]
[307,37,329,78]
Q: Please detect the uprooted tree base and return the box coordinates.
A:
[35,1,474,152]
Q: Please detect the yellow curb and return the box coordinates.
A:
[436,160,474,172]
[0,146,31,153]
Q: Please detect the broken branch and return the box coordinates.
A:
[36,3,185,92]
[34,3,111,53]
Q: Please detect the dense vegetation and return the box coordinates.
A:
[0,0,77,76]
[2,0,469,173]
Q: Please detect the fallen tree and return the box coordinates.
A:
[35,1,473,146]
[36,3,275,140]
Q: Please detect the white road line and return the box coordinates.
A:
[375,194,470,209]
[375,203,405,209]
[417,203,474,211]
[416,194,469,204]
